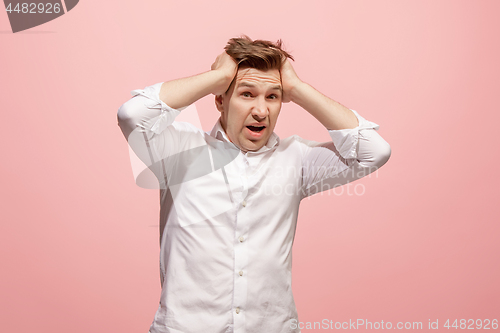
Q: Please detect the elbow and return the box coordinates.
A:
[356,133,391,171]
[117,100,137,140]
[117,102,131,129]
[354,144,390,179]
[373,141,391,169]
[117,104,129,138]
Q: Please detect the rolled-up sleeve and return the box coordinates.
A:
[328,109,391,168]
[300,109,391,199]
[117,82,187,140]
[117,82,194,184]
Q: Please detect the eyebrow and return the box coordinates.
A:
[237,82,282,91]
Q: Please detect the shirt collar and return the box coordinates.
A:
[209,117,280,154]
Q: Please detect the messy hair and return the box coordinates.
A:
[224,35,294,71]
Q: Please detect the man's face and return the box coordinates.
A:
[215,67,282,152]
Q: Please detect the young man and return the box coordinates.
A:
[117,36,391,333]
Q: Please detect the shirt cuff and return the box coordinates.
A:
[327,109,380,160]
[130,82,187,134]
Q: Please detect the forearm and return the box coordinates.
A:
[290,82,359,130]
[159,70,230,110]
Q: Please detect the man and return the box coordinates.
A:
[117,35,391,333]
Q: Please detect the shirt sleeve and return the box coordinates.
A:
[299,109,391,199]
[116,82,201,183]
[117,82,187,140]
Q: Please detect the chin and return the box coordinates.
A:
[243,143,265,152]
[237,134,269,152]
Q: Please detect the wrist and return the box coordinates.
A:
[288,80,307,104]
[210,69,235,95]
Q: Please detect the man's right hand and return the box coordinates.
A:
[159,52,238,110]
[210,51,238,95]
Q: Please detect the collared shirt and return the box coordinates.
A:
[117,82,391,333]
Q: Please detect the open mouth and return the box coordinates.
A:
[246,125,266,133]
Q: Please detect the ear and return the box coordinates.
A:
[215,94,224,113]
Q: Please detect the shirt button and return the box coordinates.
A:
[242,201,247,207]
[239,236,244,242]
[235,307,240,314]
[239,270,243,276]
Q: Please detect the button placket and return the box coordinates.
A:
[240,155,250,207]
[233,200,249,332]
[233,152,251,333]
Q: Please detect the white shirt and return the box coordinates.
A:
[117,82,391,333]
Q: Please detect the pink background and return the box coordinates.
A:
[1,0,499,332]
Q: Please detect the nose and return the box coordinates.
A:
[251,96,269,120]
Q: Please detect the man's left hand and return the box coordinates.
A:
[280,59,302,103]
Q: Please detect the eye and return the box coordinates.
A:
[268,94,279,99]
[242,92,252,97]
